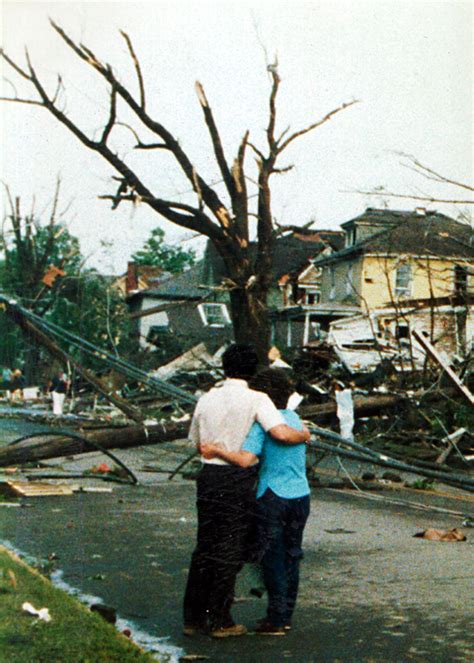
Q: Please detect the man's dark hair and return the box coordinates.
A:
[222,344,259,380]
[250,367,295,409]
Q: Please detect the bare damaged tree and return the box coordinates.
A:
[354,154,474,208]
[0,22,357,361]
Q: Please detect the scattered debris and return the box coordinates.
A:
[152,342,214,380]
[413,528,467,542]
[89,463,112,474]
[412,329,474,407]
[0,481,74,497]
[324,528,356,534]
[22,601,52,622]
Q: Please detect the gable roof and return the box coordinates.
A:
[128,260,209,301]
[315,210,473,265]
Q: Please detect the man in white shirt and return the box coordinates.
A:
[183,344,309,638]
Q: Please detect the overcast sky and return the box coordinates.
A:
[1,0,472,273]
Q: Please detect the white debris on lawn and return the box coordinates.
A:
[22,601,51,622]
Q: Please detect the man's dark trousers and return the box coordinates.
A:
[183,464,258,630]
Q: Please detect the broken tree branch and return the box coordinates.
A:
[120,30,146,109]
[278,99,359,153]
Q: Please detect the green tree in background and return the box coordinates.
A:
[132,227,196,274]
[0,187,131,381]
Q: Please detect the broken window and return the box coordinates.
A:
[198,303,230,328]
[394,263,412,297]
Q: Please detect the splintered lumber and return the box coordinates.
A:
[412,329,474,407]
[299,393,405,422]
[0,481,75,497]
[0,420,190,468]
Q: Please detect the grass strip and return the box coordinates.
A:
[0,545,158,663]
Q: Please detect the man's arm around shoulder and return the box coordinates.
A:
[268,422,310,445]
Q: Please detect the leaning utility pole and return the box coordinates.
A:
[1,297,144,422]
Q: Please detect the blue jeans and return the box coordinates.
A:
[256,488,310,627]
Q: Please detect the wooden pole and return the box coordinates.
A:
[0,421,190,467]
[299,393,406,422]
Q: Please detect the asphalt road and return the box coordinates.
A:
[1,439,473,663]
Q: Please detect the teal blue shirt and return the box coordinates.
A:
[242,409,310,499]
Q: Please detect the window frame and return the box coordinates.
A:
[197,302,231,328]
[394,262,412,298]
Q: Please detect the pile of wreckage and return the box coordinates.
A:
[0,292,473,497]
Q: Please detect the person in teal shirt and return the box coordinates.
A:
[200,367,311,636]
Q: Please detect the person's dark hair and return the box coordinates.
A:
[250,367,295,409]
[222,344,259,380]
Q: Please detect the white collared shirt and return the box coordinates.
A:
[189,378,284,465]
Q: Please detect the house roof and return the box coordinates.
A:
[205,231,344,284]
[131,231,342,301]
[315,209,474,265]
[129,261,209,301]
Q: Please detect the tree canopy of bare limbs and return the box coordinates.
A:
[354,154,474,209]
[0,22,357,360]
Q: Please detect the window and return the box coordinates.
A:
[345,265,354,296]
[396,322,409,339]
[304,291,320,305]
[394,263,411,297]
[329,266,336,300]
[198,303,231,327]
[346,226,357,247]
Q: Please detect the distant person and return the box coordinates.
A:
[49,371,70,416]
[333,380,355,442]
[1,367,12,391]
[10,369,25,402]
[201,367,311,636]
[183,344,310,639]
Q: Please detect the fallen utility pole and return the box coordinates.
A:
[0,421,190,467]
[1,299,143,423]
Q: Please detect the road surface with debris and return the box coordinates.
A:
[0,420,473,662]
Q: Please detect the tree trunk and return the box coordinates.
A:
[229,286,271,364]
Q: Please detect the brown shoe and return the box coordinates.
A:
[210,624,247,638]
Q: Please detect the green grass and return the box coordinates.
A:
[0,546,159,663]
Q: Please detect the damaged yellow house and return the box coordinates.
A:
[315,208,473,310]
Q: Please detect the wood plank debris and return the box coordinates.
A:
[412,329,474,406]
[0,481,75,497]
[436,428,467,465]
